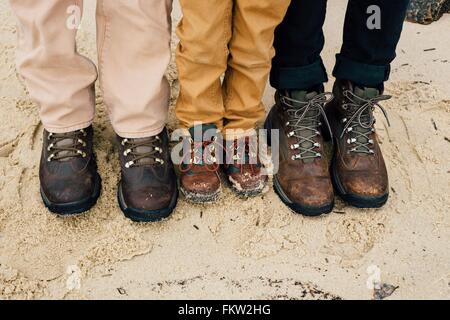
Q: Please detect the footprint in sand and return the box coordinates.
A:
[322,216,386,262]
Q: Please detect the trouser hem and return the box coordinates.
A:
[44,120,93,134]
[115,125,166,139]
[270,58,328,90]
[332,54,390,87]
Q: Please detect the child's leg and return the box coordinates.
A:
[10,0,97,133]
[96,0,173,139]
[175,0,233,131]
[222,0,291,137]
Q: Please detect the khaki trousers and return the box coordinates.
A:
[10,0,172,138]
[175,0,290,138]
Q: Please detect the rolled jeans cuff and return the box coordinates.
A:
[332,54,390,87]
[270,59,328,90]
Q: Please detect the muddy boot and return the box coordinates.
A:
[223,136,267,197]
[117,128,178,222]
[265,89,334,216]
[326,80,391,208]
[179,124,221,203]
[40,126,101,215]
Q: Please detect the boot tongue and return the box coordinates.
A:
[132,138,153,155]
[290,90,318,105]
[188,124,217,142]
[289,91,320,164]
[354,86,380,102]
[54,137,79,161]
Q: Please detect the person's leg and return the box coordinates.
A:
[96,0,177,222]
[270,0,328,91]
[176,0,233,203]
[10,0,101,215]
[175,0,232,132]
[223,0,290,135]
[96,0,172,139]
[328,0,410,208]
[10,0,97,133]
[264,0,334,216]
[333,0,410,88]
[221,0,290,196]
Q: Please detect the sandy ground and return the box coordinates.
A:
[0,0,449,300]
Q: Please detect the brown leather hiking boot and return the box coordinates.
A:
[117,128,178,222]
[179,124,221,203]
[265,89,334,216]
[326,80,390,208]
[223,136,267,197]
[40,126,101,215]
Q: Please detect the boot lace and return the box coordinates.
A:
[340,90,391,154]
[280,92,334,161]
[180,138,220,173]
[121,136,164,168]
[47,129,88,162]
[225,137,259,174]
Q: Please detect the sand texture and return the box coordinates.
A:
[0,1,449,300]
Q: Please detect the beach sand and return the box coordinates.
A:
[0,0,449,300]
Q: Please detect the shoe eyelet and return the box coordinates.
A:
[47,154,54,162]
[78,139,86,147]
[47,143,54,151]
[77,150,87,158]
[125,161,134,168]
[121,139,129,146]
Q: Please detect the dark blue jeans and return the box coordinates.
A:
[271,0,410,90]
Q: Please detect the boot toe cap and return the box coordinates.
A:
[181,174,221,195]
[287,179,334,208]
[42,176,96,204]
[122,185,175,212]
[341,172,388,198]
[228,171,268,193]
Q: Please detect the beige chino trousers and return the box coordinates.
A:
[176,0,290,139]
[10,0,172,138]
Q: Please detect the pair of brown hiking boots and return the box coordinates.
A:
[179,125,267,203]
[264,80,391,216]
[40,127,177,222]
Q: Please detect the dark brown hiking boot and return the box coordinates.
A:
[326,80,390,208]
[179,124,221,203]
[264,89,334,216]
[223,136,268,197]
[117,128,178,222]
[39,126,101,215]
